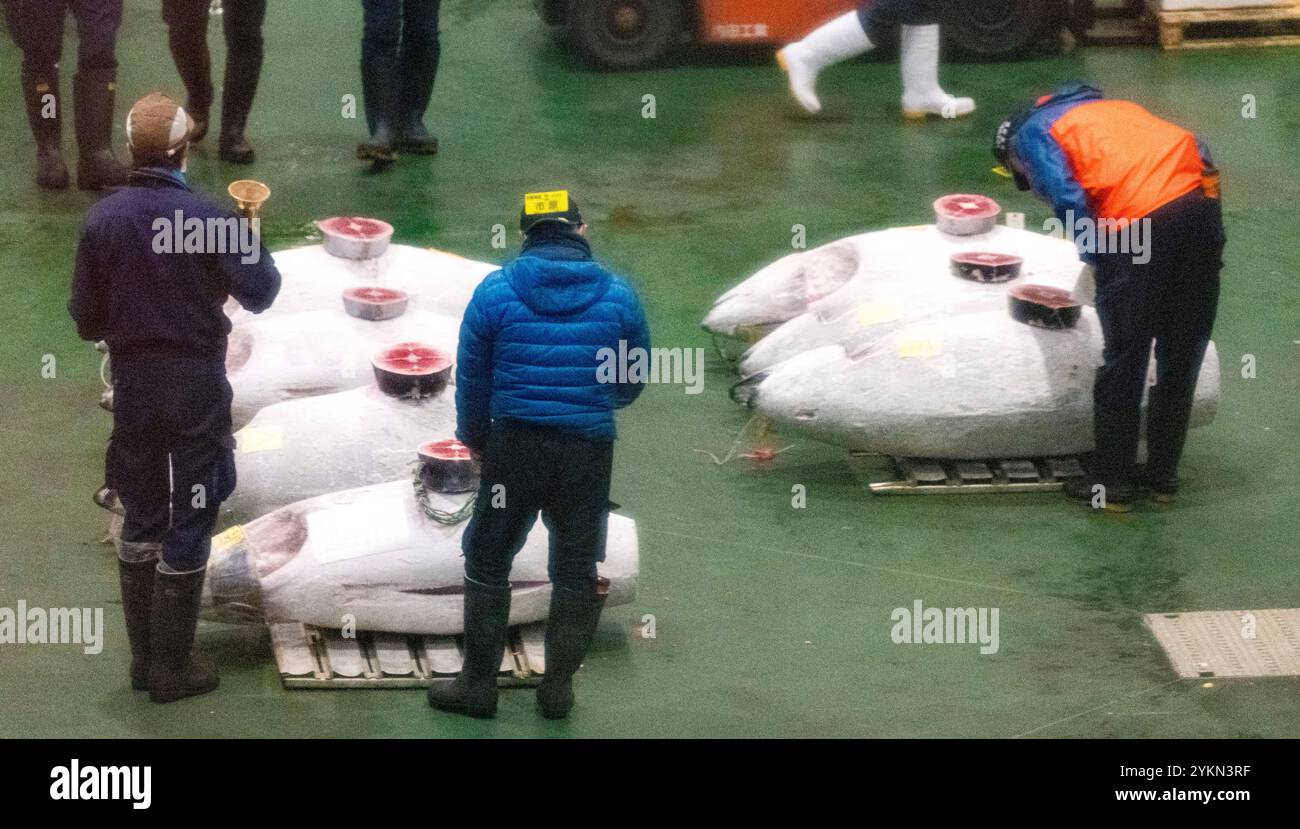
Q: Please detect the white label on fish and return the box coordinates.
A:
[307,498,410,564]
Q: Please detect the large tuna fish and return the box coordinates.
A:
[201,481,639,635]
[226,308,460,428]
[225,243,498,326]
[740,307,1220,459]
[702,225,1084,341]
[225,382,456,523]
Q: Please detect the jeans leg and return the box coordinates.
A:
[8,0,70,74]
[220,0,266,138]
[69,0,121,73]
[540,437,613,595]
[360,0,402,136]
[161,0,213,117]
[461,426,541,589]
[397,0,440,131]
[1091,254,1157,483]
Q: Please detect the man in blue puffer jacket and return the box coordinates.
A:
[428,190,650,721]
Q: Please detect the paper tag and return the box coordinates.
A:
[1006,212,1026,230]
[524,190,569,215]
[898,338,943,359]
[236,425,283,454]
[855,300,903,327]
[212,525,244,553]
[306,499,410,564]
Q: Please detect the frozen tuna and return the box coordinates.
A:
[201,481,639,635]
[225,243,497,326]
[741,307,1220,459]
[703,225,1084,343]
[224,382,456,523]
[226,308,460,428]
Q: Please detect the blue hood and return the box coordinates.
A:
[505,243,611,316]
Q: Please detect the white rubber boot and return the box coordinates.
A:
[900,25,975,120]
[777,12,874,115]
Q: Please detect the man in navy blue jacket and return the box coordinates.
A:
[69,93,280,703]
[428,191,650,720]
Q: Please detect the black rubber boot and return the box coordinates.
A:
[1068,405,1141,512]
[357,56,399,165]
[118,558,156,691]
[1063,475,1137,513]
[72,68,129,191]
[20,69,70,190]
[147,568,220,703]
[1142,388,1197,503]
[427,579,510,718]
[396,41,439,155]
[217,29,263,164]
[536,584,607,720]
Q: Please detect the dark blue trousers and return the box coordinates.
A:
[1091,191,1224,483]
[360,0,441,133]
[462,421,613,595]
[858,0,942,42]
[3,0,122,75]
[109,371,237,571]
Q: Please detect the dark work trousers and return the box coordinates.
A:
[1091,190,1224,485]
[160,0,266,134]
[4,0,122,75]
[109,370,237,572]
[858,0,942,42]
[360,0,441,134]
[462,421,613,595]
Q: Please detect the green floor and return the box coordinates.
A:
[1,1,1297,738]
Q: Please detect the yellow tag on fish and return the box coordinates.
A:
[524,190,569,215]
[236,425,283,454]
[212,525,244,552]
[855,300,903,327]
[898,338,942,359]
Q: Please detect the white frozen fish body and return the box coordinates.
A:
[224,383,457,523]
[745,308,1220,459]
[202,480,639,635]
[226,243,498,324]
[227,307,460,428]
[702,225,1083,341]
[734,226,1086,377]
[701,235,868,338]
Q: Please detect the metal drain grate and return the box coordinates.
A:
[1144,609,1300,678]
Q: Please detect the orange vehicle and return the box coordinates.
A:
[538,0,1072,68]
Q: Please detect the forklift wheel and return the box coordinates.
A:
[944,0,1062,58]
[567,0,685,69]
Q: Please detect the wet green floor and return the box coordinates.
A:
[1,1,1297,738]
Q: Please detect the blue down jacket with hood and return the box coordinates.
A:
[454,231,650,449]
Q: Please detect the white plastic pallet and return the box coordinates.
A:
[270,621,547,689]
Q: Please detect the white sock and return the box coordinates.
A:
[779,12,874,114]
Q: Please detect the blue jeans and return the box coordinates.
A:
[360,0,441,134]
[462,421,613,595]
[4,0,122,75]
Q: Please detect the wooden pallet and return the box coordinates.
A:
[848,453,1086,496]
[1146,1,1300,48]
[270,621,546,689]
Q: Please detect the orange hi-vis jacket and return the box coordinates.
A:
[1007,85,1211,231]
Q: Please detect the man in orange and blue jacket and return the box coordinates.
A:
[994,84,1224,510]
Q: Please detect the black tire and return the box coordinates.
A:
[944,0,1063,58]
[566,0,685,69]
